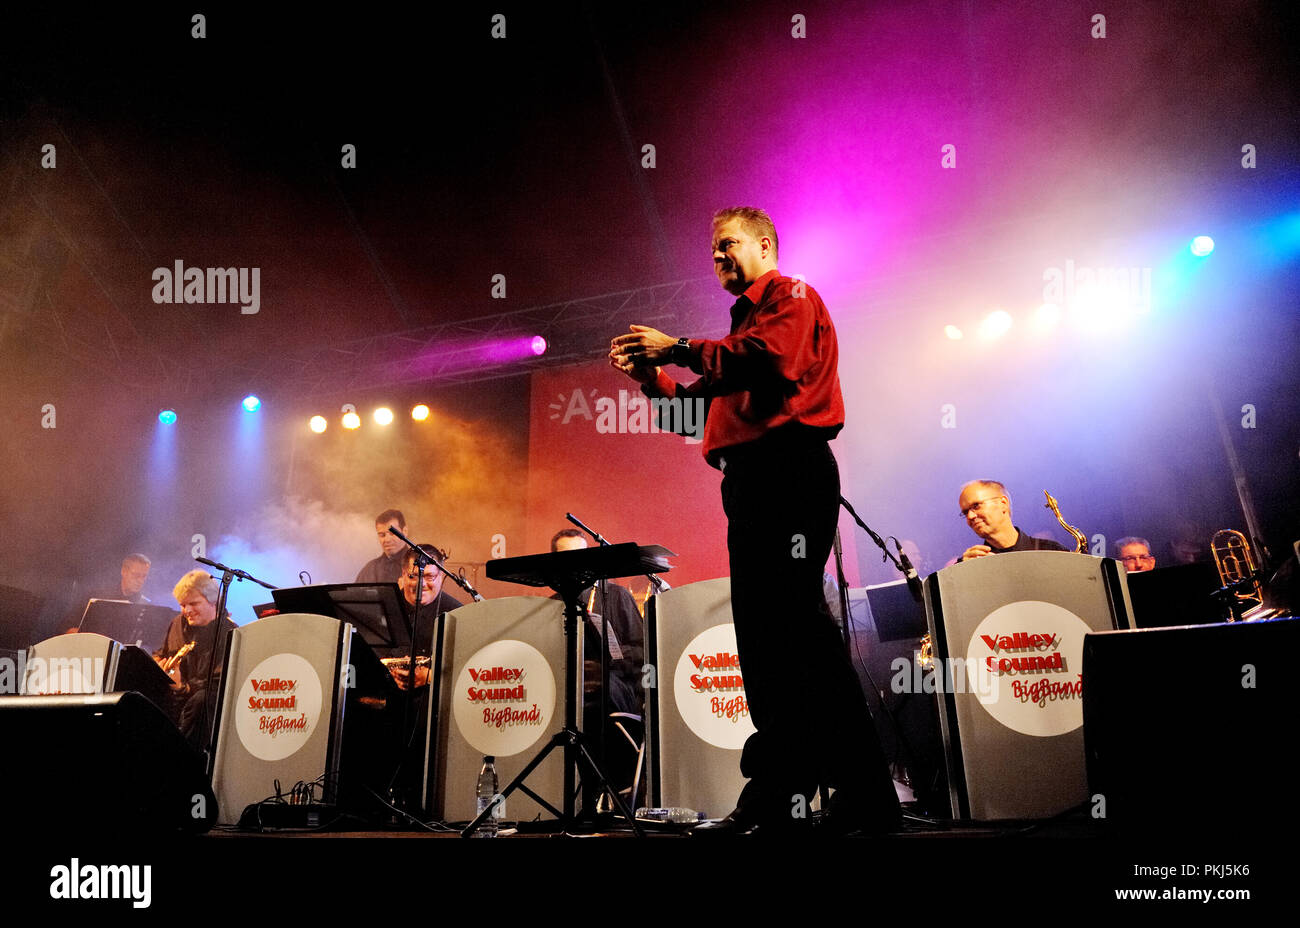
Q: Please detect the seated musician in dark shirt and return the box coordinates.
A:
[153,569,237,747]
[382,543,463,690]
[549,529,645,716]
[1115,536,1156,573]
[549,529,647,809]
[957,480,1067,562]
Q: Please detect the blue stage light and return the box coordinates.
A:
[158,409,177,425]
[242,395,261,413]
[1191,235,1215,257]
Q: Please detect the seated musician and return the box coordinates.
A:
[957,480,1067,561]
[549,529,645,716]
[153,570,238,747]
[382,543,463,690]
[1115,536,1156,573]
[549,529,646,808]
[62,553,155,634]
[87,553,153,605]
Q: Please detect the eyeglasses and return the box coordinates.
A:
[1120,554,1155,564]
[960,496,1005,518]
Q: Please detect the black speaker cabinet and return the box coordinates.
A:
[1083,617,1298,832]
[0,691,215,833]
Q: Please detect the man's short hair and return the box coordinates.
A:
[961,479,1009,499]
[375,509,406,528]
[1115,536,1152,555]
[173,569,219,604]
[550,528,586,552]
[401,544,447,571]
[712,206,779,261]
[122,553,151,568]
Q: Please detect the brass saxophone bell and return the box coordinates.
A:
[1043,490,1087,554]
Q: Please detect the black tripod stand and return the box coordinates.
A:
[460,542,671,837]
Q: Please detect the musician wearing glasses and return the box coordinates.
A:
[385,543,463,690]
[1115,536,1156,573]
[957,480,1067,561]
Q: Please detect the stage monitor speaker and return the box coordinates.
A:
[424,596,576,823]
[0,691,215,832]
[210,613,401,826]
[923,551,1132,820]
[646,578,750,819]
[1083,616,1299,832]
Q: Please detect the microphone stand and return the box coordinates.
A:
[567,512,665,593]
[383,526,439,815]
[832,528,853,651]
[565,512,624,817]
[439,565,484,603]
[834,497,927,799]
[193,556,277,776]
[837,497,922,603]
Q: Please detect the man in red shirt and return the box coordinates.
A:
[609,207,899,835]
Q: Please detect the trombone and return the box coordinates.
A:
[1211,529,1266,621]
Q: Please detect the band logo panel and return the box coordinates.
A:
[234,653,324,761]
[452,639,556,758]
[673,623,756,749]
[966,601,1090,737]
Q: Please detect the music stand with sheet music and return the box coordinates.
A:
[270,583,410,653]
[78,599,178,653]
[463,542,672,836]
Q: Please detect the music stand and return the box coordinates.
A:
[462,542,672,836]
[78,599,177,652]
[1125,562,1226,628]
[863,578,929,642]
[271,583,410,653]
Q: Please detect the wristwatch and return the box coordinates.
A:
[670,336,691,365]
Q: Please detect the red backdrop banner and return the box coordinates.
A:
[524,361,861,600]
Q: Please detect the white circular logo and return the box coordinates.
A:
[452,639,555,758]
[967,601,1091,737]
[235,653,323,761]
[673,624,756,750]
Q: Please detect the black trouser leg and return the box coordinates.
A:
[722,442,898,826]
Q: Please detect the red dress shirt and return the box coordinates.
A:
[643,269,844,467]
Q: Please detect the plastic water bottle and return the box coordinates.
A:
[475,756,500,838]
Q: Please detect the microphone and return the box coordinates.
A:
[895,540,924,604]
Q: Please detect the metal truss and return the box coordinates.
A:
[228,275,730,400]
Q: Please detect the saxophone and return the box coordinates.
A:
[1043,490,1087,553]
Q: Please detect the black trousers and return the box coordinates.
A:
[721,438,898,825]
